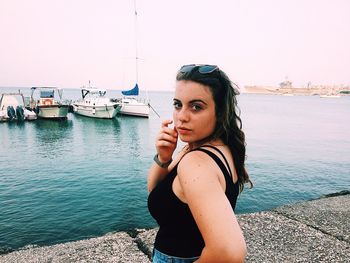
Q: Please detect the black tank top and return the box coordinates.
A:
[147,146,239,257]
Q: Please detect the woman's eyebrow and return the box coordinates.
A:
[173,98,207,105]
[189,99,207,105]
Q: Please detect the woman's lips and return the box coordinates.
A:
[177,127,191,135]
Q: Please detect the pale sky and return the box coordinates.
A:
[0,0,349,91]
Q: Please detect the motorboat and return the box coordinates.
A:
[115,84,150,118]
[72,88,121,119]
[0,92,37,122]
[30,87,69,119]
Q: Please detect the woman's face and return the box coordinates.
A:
[173,80,217,146]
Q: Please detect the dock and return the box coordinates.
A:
[1,192,349,262]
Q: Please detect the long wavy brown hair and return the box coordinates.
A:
[176,65,252,192]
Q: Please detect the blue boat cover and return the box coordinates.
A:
[122,84,139,96]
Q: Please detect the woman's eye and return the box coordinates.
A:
[173,101,182,109]
[191,104,202,111]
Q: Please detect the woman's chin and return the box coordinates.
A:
[178,135,188,142]
[178,135,192,144]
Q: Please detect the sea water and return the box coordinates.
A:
[0,88,349,252]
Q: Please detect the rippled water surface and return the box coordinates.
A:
[1,88,349,252]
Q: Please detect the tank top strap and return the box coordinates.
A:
[191,147,232,180]
[199,145,233,178]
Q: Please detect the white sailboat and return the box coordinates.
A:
[117,0,151,118]
[118,84,150,117]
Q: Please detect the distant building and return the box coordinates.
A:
[279,77,293,89]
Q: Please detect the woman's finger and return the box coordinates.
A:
[161,119,173,128]
[156,140,175,148]
[157,133,177,143]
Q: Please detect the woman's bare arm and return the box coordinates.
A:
[178,151,247,263]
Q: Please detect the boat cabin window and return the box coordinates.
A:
[40,90,54,98]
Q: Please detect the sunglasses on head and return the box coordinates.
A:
[179,64,219,74]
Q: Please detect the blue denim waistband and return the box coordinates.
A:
[152,248,200,263]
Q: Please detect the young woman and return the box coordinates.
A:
[148,64,252,263]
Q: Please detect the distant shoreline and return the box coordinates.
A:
[244,84,350,96]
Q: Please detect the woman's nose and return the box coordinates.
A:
[176,108,190,122]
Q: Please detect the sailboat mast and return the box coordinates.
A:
[134,0,139,84]
[133,0,149,101]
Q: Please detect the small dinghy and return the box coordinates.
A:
[0,93,37,122]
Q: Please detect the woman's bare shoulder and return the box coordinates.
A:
[177,150,219,184]
[179,150,213,168]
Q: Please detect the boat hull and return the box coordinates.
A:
[37,105,69,119]
[73,104,121,119]
[119,99,150,117]
[24,109,38,120]
[0,111,38,121]
[119,105,149,117]
[320,95,341,98]
[0,110,9,122]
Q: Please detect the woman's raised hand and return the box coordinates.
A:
[156,120,178,163]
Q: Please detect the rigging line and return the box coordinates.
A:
[148,102,160,118]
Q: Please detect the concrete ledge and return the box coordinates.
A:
[1,193,349,262]
[0,232,149,263]
[274,193,350,243]
[238,211,349,262]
